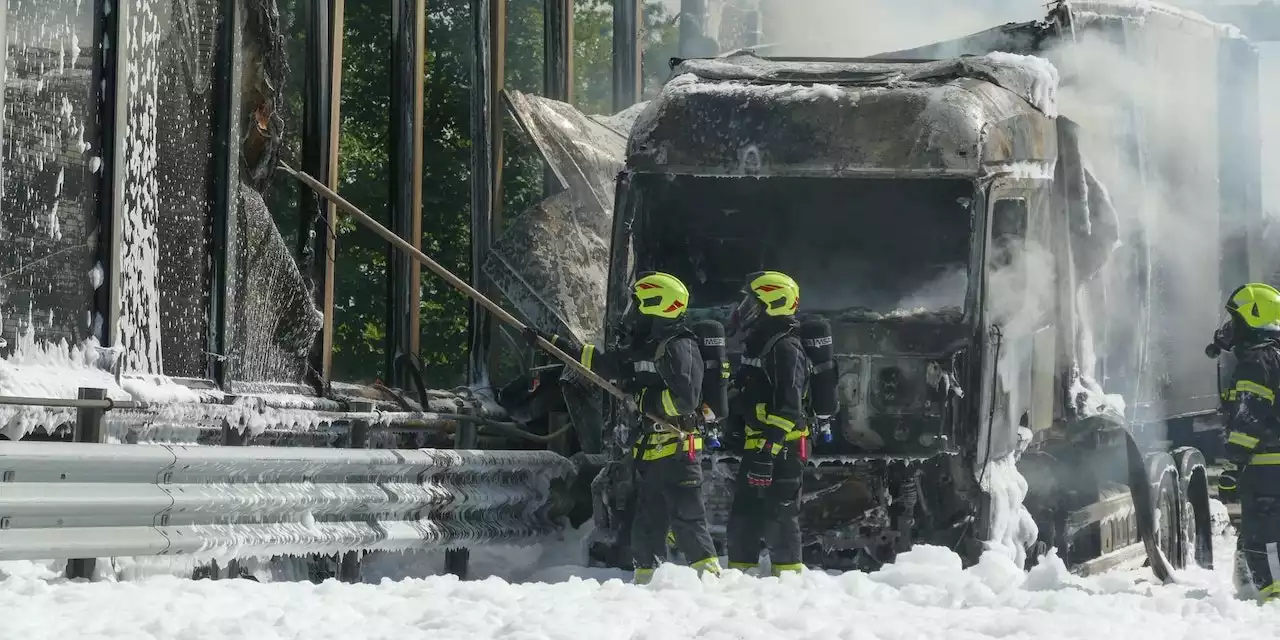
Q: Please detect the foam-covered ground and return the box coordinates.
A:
[0,507,1269,640]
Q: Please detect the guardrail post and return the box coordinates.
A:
[73,387,106,444]
[221,395,247,447]
[445,408,479,579]
[338,400,374,583]
[217,395,246,580]
[548,410,571,456]
[348,400,372,449]
[66,387,106,580]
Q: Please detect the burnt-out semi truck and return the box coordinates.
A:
[876,0,1265,465]
[487,1,1259,578]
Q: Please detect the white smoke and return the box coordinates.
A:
[740,0,1271,417]
[720,0,1272,559]
[756,0,1043,58]
[893,267,968,313]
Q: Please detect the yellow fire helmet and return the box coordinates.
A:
[631,271,690,319]
[730,270,800,334]
[748,270,800,317]
[1227,282,1280,330]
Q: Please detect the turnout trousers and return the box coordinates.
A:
[629,453,719,573]
[725,441,805,574]
[1235,461,1280,601]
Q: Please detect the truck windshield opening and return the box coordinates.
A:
[629,174,975,322]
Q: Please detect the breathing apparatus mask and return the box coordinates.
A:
[728,287,763,337]
[1206,317,1233,359]
[1206,311,1280,358]
[613,293,653,350]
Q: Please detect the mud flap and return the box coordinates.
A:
[1123,428,1175,583]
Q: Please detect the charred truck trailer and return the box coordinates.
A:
[877,0,1266,472]
[488,1,1259,577]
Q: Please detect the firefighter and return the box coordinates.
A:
[524,271,721,584]
[724,270,809,577]
[1207,282,1280,602]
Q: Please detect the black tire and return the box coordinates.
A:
[1153,467,1180,569]
[1125,432,1176,583]
[1172,446,1214,570]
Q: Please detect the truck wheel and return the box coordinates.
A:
[1125,431,1176,583]
[1173,447,1214,570]
[1152,465,1180,570]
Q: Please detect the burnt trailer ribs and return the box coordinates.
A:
[488,0,1249,577]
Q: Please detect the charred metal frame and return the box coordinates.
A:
[207,0,240,385]
[544,0,573,102]
[91,0,129,349]
[388,0,426,386]
[301,0,332,272]
[612,0,642,111]
[491,1,507,226]
[543,0,573,195]
[543,0,573,197]
[0,3,5,147]
[412,0,426,357]
[302,0,334,382]
[485,0,507,379]
[321,0,347,383]
[469,0,495,388]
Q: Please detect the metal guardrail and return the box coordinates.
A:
[0,440,577,579]
[4,386,566,450]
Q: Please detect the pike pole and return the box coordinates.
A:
[279,163,677,431]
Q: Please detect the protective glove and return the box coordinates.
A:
[1218,462,1240,504]
[522,326,558,348]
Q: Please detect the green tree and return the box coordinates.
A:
[324,0,677,388]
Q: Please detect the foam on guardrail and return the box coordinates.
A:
[0,441,577,564]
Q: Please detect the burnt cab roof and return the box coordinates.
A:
[627,52,1060,177]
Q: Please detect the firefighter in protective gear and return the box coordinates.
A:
[724,270,809,576]
[525,272,721,584]
[1208,282,1280,601]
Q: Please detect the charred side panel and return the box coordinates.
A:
[228,182,324,384]
[877,3,1236,425]
[628,80,983,176]
[487,91,627,345]
[1094,11,1224,423]
[872,21,1048,59]
[488,91,631,453]
[223,0,324,386]
[1,0,99,353]
[153,0,221,379]
[629,54,1063,177]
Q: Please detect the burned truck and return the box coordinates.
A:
[874,0,1265,469]
[494,48,1216,579]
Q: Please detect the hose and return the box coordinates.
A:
[372,412,573,444]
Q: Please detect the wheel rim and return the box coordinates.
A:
[1182,497,1196,568]
[1157,477,1178,565]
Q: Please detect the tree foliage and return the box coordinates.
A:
[310,0,676,388]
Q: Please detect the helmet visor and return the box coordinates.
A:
[728,289,761,335]
[1212,317,1233,351]
[620,294,640,327]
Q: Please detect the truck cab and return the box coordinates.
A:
[492,50,1216,576]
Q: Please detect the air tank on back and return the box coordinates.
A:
[800,316,839,443]
[692,319,730,447]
